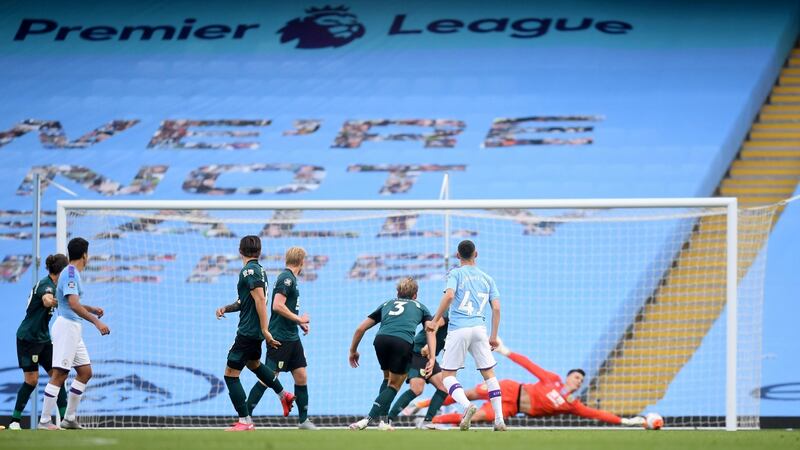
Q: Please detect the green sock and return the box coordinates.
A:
[368,386,398,421]
[224,376,249,418]
[388,389,418,421]
[252,363,284,394]
[12,382,35,420]
[379,379,388,395]
[246,382,267,414]
[57,386,68,419]
[295,385,309,423]
[425,389,448,421]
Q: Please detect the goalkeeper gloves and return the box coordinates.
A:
[621,417,646,427]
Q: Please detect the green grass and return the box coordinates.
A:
[1,429,798,450]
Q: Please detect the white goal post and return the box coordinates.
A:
[54,198,766,430]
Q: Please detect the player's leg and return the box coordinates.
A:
[224,336,255,431]
[286,341,310,427]
[61,338,92,429]
[224,365,253,431]
[39,342,67,421]
[352,336,410,430]
[420,372,450,424]
[290,367,313,428]
[40,318,74,429]
[440,328,472,409]
[472,326,505,429]
[39,368,68,429]
[60,363,91,429]
[433,402,492,424]
[388,376,424,422]
[11,338,39,429]
[389,352,429,421]
[247,342,293,416]
[369,370,406,429]
[246,367,293,419]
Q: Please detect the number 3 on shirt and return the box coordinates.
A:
[457,291,490,316]
[388,301,408,316]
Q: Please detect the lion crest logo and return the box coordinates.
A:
[278,5,365,49]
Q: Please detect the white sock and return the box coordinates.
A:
[274,389,284,398]
[65,380,87,421]
[443,376,472,409]
[40,383,60,423]
[239,416,252,424]
[485,377,504,423]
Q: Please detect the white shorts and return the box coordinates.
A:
[441,325,496,371]
[51,316,91,370]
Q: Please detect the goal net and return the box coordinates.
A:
[55,199,775,429]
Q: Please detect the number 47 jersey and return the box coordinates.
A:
[446,265,500,330]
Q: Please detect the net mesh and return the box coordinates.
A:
[58,203,775,428]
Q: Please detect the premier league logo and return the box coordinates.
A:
[278,5,365,49]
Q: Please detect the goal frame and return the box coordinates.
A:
[55,197,741,430]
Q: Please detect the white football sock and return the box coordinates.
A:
[40,383,60,423]
[443,376,472,409]
[65,380,87,421]
[485,377,504,423]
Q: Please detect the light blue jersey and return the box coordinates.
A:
[56,264,83,322]
[445,265,500,330]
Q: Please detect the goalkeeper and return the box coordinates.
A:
[420,340,645,427]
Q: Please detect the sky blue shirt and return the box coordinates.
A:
[445,265,500,330]
[56,264,83,322]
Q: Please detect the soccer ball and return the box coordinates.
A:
[644,412,664,430]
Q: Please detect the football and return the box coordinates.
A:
[644,412,664,430]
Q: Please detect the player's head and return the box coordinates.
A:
[285,246,306,273]
[566,368,586,391]
[396,276,418,300]
[239,235,261,259]
[67,237,89,263]
[45,253,68,276]
[457,240,477,261]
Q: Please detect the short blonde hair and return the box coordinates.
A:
[396,277,418,299]
[285,246,307,266]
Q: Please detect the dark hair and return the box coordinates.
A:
[457,240,476,260]
[567,369,586,377]
[45,253,68,275]
[239,235,261,258]
[67,237,89,261]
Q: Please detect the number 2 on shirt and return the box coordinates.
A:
[457,291,490,316]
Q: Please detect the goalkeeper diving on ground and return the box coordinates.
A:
[407,340,646,427]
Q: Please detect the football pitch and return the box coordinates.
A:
[1,429,798,450]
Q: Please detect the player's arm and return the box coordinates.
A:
[488,298,500,349]
[82,304,104,318]
[428,288,454,332]
[215,300,240,319]
[349,317,378,368]
[67,295,109,335]
[272,293,310,326]
[253,287,280,349]
[487,277,501,349]
[420,316,446,356]
[41,293,57,308]
[422,319,437,376]
[495,341,559,381]
[571,401,623,425]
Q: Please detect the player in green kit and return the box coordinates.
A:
[242,246,315,429]
[348,277,437,431]
[386,311,450,429]
[219,236,295,432]
[7,254,69,430]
